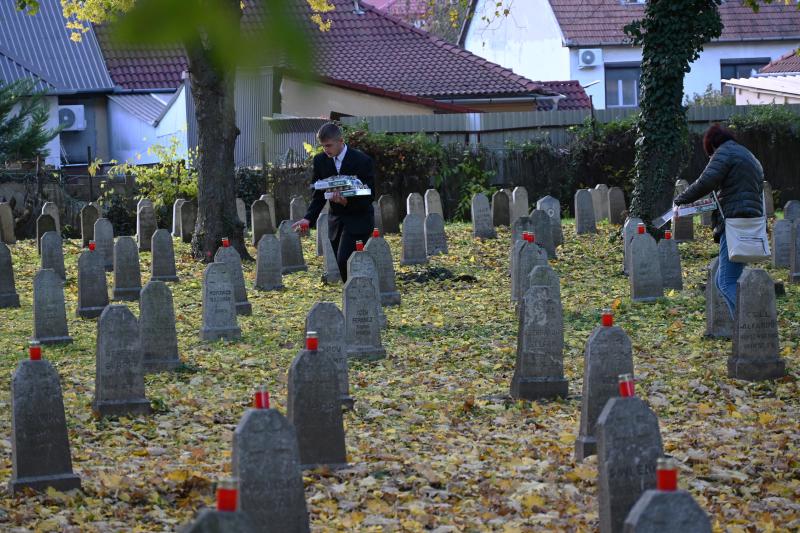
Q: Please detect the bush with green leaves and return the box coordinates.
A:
[0,79,60,164]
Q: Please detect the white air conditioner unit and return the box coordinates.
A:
[578,48,603,69]
[58,105,86,131]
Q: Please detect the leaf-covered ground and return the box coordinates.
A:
[0,220,798,532]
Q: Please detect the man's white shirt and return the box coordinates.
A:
[333,144,348,174]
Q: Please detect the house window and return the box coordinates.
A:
[605,64,641,108]
[720,58,770,80]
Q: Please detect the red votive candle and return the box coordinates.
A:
[253,386,270,409]
[88,240,96,251]
[216,479,238,512]
[29,341,41,361]
[306,331,319,351]
[601,308,614,327]
[618,373,635,397]
[637,223,645,234]
[373,228,380,238]
[355,240,364,251]
[221,237,230,248]
[664,230,672,240]
[656,458,678,491]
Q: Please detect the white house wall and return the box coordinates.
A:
[44,95,59,167]
[108,99,159,165]
[155,87,188,162]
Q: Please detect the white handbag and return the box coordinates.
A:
[713,190,771,263]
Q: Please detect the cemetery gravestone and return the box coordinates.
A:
[608,187,627,225]
[424,213,448,256]
[236,198,247,228]
[373,200,382,234]
[511,186,529,225]
[589,187,604,223]
[529,265,561,303]
[36,213,56,254]
[658,236,683,290]
[9,358,81,494]
[343,276,386,360]
[151,229,179,282]
[784,200,800,222]
[365,234,401,305]
[40,231,66,280]
[623,217,643,275]
[772,218,792,268]
[140,281,181,372]
[763,181,774,217]
[672,180,695,241]
[316,213,329,256]
[529,209,556,259]
[172,199,185,237]
[536,195,563,246]
[33,269,72,345]
[260,193,277,228]
[137,201,157,252]
[704,258,733,339]
[254,234,284,291]
[113,236,142,301]
[0,202,15,244]
[94,218,114,271]
[80,203,99,247]
[512,239,548,302]
[93,305,151,417]
[42,202,60,232]
[290,196,307,222]
[424,188,443,217]
[595,184,610,220]
[574,190,597,234]
[251,199,274,246]
[791,221,800,283]
[347,251,386,327]
[378,195,400,233]
[76,248,109,318]
[322,237,342,284]
[471,193,496,239]
[400,213,427,265]
[623,488,712,533]
[278,221,307,274]
[200,262,242,341]
[728,269,785,381]
[406,192,424,217]
[306,302,351,407]
[0,243,20,308]
[180,201,197,243]
[181,509,257,533]
[215,246,252,315]
[509,217,535,276]
[492,190,510,227]
[630,231,664,301]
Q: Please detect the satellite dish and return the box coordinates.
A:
[580,50,596,65]
[58,108,76,129]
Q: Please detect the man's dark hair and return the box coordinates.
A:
[703,123,736,157]
[317,122,343,143]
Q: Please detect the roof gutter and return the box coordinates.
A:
[566,35,800,48]
[434,94,566,108]
[111,87,177,94]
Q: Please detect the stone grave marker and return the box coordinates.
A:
[33,269,72,345]
[236,197,247,228]
[704,258,733,339]
[529,209,556,259]
[343,276,386,360]
[36,213,56,254]
[251,199,274,246]
[180,200,197,243]
[316,213,329,256]
[400,213,427,265]
[511,186,529,225]
[306,302,351,407]
[424,188,443,217]
[373,200,382,234]
[509,217,535,276]
[658,235,682,290]
[94,217,114,271]
[378,194,400,233]
[215,245,252,315]
[728,269,785,381]
[672,180,695,241]
[792,221,800,283]
[597,396,664,533]
[365,232,400,305]
[322,237,342,284]
[76,248,108,318]
[608,187,627,225]
[42,202,60,232]
[0,202,15,244]
[260,193,277,228]
[80,203,99,247]
[232,408,309,532]
[536,195,563,246]
[278,221,307,274]
[623,217,643,275]
[40,231,66,280]
[151,229,179,282]
[529,265,560,302]
[471,193,496,239]
[93,305,151,417]
[589,187,604,223]
[201,262,242,341]
[0,242,20,308]
[136,200,157,252]
[511,285,568,400]
[140,280,181,372]
[575,322,634,460]
[424,213,448,256]
[511,238,548,302]
[623,484,711,533]
[492,190,510,227]
[347,251,386,326]
[574,189,597,234]
[255,234,284,291]
[172,199,185,237]
[630,229,664,301]
[290,196,307,222]
[181,508,257,533]
[113,236,142,301]
[406,192,424,217]
[287,337,348,469]
[595,184,610,220]
[9,357,81,494]
[784,200,800,222]
[763,181,774,217]
[772,218,792,268]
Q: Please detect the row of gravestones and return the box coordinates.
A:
[771,201,800,284]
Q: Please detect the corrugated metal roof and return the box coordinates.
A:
[0,47,56,91]
[723,75,800,97]
[108,93,170,125]
[0,0,114,92]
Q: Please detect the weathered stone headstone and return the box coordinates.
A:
[529,209,556,259]
[201,262,241,341]
[623,217,643,276]
[76,248,108,319]
[378,195,400,233]
[321,237,342,284]
[536,195,563,246]
[180,200,197,243]
[0,242,20,308]
[180,508,257,533]
[93,305,151,417]
[343,276,386,361]
[528,265,560,303]
[40,231,66,280]
[471,193,496,239]
[728,269,785,381]
[791,221,800,283]
[42,202,60,232]
[140,280,181,372]
[406,192,424,217]
[365,233,400,305]
[589,187,604,223]
[597,397,664,533]
[0,202,15,244]
[254,234,284,291]
[594,184,610,221]
[33,269,72,345]
[94,217,114,271]
[511,186,529,225]
[763,181,774,217]
[316,213,329,256]
[236,197,247,228]
[251,199,274,246]
[608,187,627,225]
[260,193,277,228]
[575,324,634,460]
[509,217,535,276]
[658,236,682,290]
[704,258,733,339]
[347,251,387,327]
[511,285,568,400]
[574,189,597,234]
[492,190,510,227]
[772,218,792,268]
[289,196,307,222]
[113,236,142,301]
[672,180,694,241]
[232,408,310,532]
[9,358,81,494]
[287,341,348,469]
[511,239,548,302]
[151,229,179,282]
[630,231,664,301]
[306,302,351,407]
[400,213,427,265]
[80,203,99,247]
[623,487,712,533]
[215,246,251,315]
[424,213,448,256]
[36,213,56,254]
[373,200,382,234]
[783,200,800,222]
[424,188,443,217]
[136,200,157,252]
[278,221,307,274]
[172,199,185,237]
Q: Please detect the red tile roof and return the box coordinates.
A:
[361,0,428,19]
[760,49,800,74]
[539,80,592,110]
[548,0,800,47]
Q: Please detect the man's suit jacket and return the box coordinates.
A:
[304,146,375,238]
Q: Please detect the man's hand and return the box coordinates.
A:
[291,218,310,235]
[330,191,348,206]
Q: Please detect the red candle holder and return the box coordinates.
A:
[664,230,672,240]
[253,386,270,409]
[222,237,230,248]
[372,228,380,238]
[656,457,678,491]
[88,240,96,252]
[29,341,41,361]
[618,373,635,397]
[355,240,364,251]
[637,223,645,235]
[601,308,614,327]
[306,331,319,351]
[529,233,536,243]
[216,478,238,512]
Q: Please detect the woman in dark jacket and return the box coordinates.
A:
[673,124,764,318]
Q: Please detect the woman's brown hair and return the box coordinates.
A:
[703,123,737,157]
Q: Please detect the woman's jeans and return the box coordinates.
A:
[717,231,745,319]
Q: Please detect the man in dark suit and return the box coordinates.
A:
[292,123,375,281]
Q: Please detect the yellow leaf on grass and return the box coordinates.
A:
[611,298,621,310]
[166,470,190,483]
[566,466,597,482]
[559,432,574,444]
[697,403,713,415]
[522,493,545,509]
[758,412,776,425]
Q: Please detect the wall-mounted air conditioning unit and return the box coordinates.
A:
[58,105,87,131]
[578,48,603,69]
